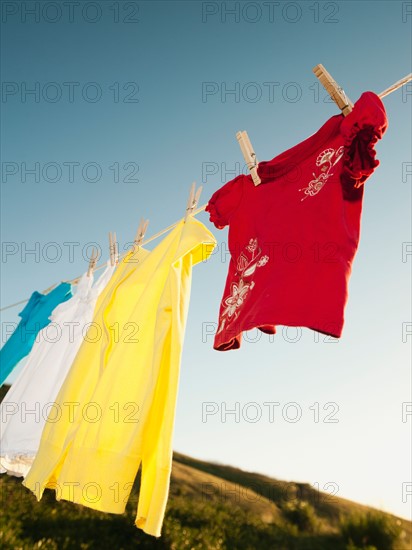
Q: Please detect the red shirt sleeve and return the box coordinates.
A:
[340,91,388,193]
[205,175,245,229]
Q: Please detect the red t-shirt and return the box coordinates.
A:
[206,92,388,351]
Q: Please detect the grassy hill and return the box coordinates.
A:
[0,385,411,549]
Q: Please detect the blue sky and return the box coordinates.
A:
[1,1,411,520]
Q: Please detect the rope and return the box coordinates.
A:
[69,203,208,282]
[0,205,208,312]
[1,298,35,313]
[378,73,412,99]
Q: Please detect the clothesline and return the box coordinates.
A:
[0,204,208,313]
[0,284,64,313]
[82,203,208,280]
[1,71,411,314]
[378,73,412,99]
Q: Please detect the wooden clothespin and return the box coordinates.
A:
[87,247,99,277]
[314,64,412,115]
[313,64,354,116]
[113,232,119,264]
[236,130,261,185]
[133,218,149,250]
[109,231,119,266]
[185,182,202,221]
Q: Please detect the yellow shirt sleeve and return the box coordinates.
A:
[136,218,217,536]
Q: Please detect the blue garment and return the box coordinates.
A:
[0,283,72,385]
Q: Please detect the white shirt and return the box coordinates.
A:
[0,261,116,476]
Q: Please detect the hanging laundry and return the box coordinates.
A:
[0,283,72,385]
[0,262,116,477]
[23,217,216,538]
[206,92,388,351]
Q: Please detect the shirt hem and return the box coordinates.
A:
[214,318,342,350]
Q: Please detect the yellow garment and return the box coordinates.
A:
[23,217,216,537]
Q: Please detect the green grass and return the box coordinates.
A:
[341,511,403,550]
